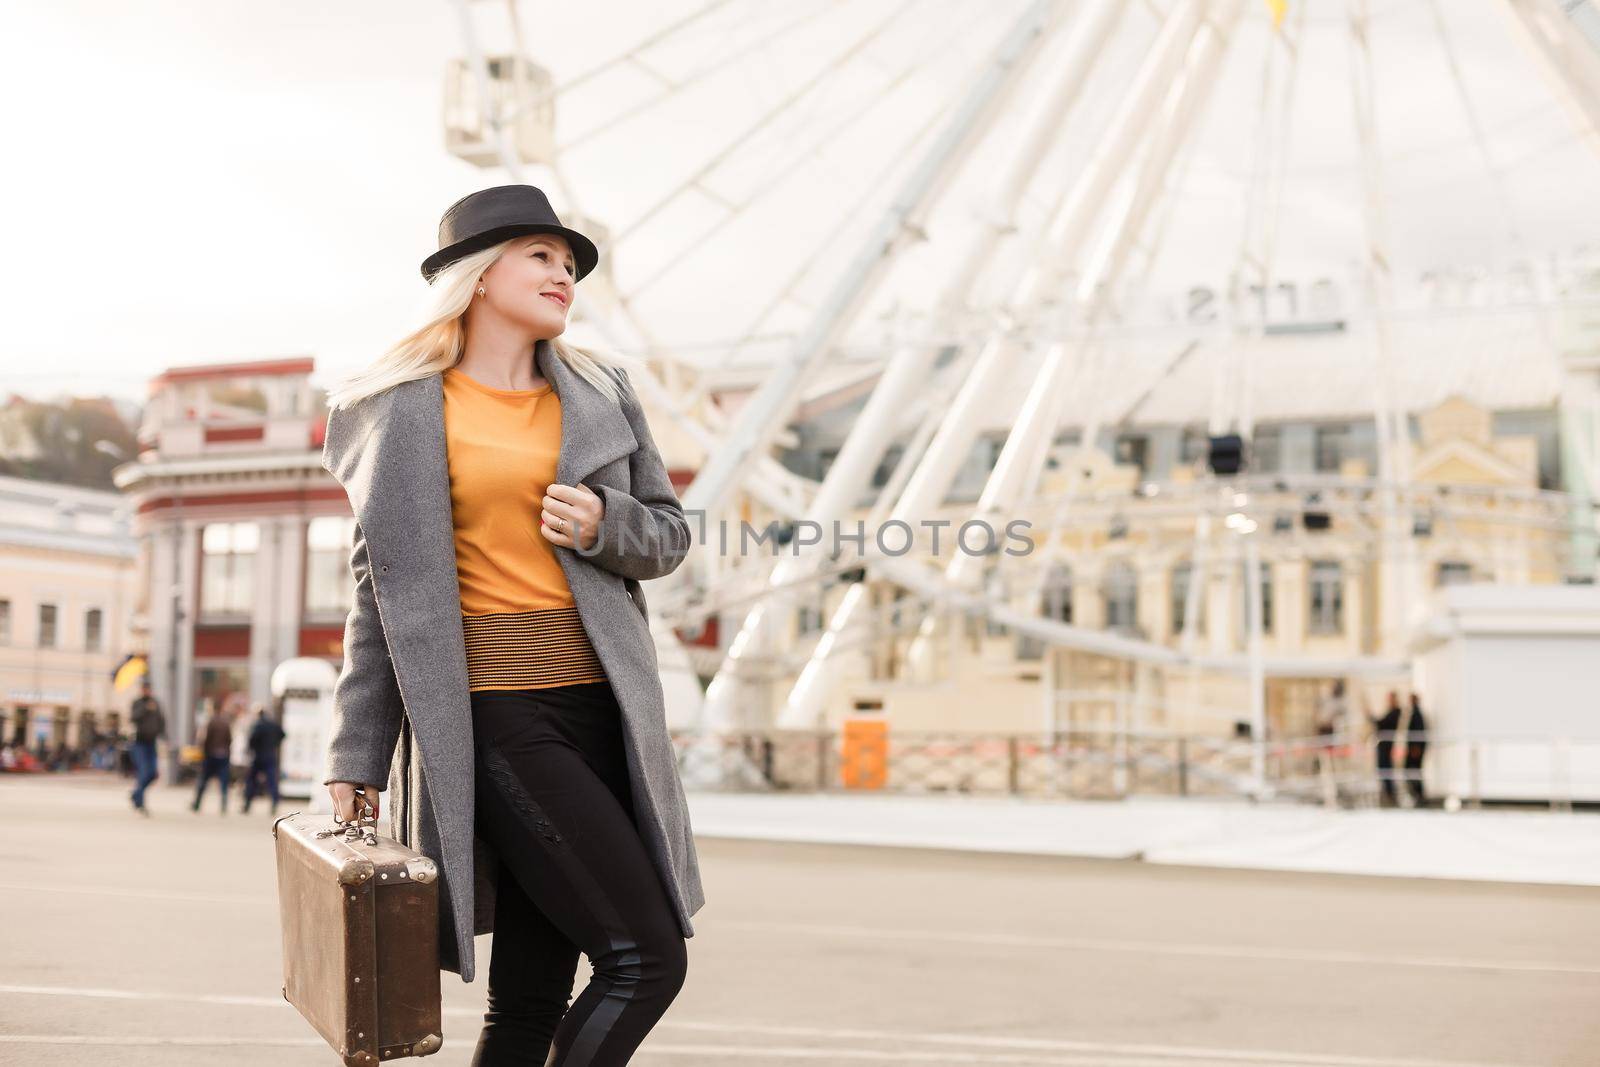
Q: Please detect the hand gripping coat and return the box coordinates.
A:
[318,338,705,983]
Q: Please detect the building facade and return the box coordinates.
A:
[113,358,354,749]
[733,306,1588,743]
[0,476,140,752]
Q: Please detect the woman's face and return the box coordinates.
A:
[477,234,577,334]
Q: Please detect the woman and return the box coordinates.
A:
[319,184,704,1065]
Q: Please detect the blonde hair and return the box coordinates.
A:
[324,238,640,412]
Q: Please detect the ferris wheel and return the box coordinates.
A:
[441,0,1600,753]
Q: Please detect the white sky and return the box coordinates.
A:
[4,0,1599,406]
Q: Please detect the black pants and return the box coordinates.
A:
[1375,742,1397,805]
[241,755,280,811]
[1403,743,1427,806]
[191,755,231,811]
[470,681,687,1066]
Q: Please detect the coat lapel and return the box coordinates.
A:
[535,337,637,489]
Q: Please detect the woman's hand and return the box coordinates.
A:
[540,482,605,551]
[329,780,381,823]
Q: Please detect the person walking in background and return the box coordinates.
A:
[1313,679,1347,807]
[1403,692,1429,808]
[129,679,165,815]
[190,706,234,814]
[241,706,286,815]
[1368,691,1404,808]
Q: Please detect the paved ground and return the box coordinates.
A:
[2,773,1597,1066]
[689,791,1600,887]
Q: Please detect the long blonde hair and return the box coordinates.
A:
[324,239,640,412]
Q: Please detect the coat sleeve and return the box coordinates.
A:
[322,517,404,790]
[577,368,692,582]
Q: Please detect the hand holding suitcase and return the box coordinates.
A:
[273,798,444,1065]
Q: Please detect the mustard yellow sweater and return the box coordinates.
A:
[442,365,608,692]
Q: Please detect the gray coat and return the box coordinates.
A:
[318,338,704,983]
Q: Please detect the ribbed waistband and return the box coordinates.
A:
[460,604,608,692]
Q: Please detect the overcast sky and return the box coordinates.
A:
[5,0,1599,406]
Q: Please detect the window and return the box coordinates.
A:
[0,599,10,644]
[1041,562,1072,624]
[39,604,58,648]
[1171,561,1205,635]
[1018,561,1073,661]
[1240,561,1274,636]
[1251,426,1282,473]
[1436,560,1473,587]
[10,706,29,747]
[194,666,249,728]
[1314,424,1349,473]
[1308,560,1343,635]
[796,581,828,636]
[305,516,358,615]
[200,522,259,616]
[85,608,103,652]
[1102,562,1138,632]
[1114,434,1149,476]
[1179,426,1208,465]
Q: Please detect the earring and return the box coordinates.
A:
[477,287,485,296]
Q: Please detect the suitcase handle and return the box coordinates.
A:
[315,788,380,846]
[315,816,379,847]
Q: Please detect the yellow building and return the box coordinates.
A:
[696,305,1582,778]
[0,475,141,752]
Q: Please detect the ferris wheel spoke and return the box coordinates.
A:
[608,0,932,247]
[623,0,973,308]
[498,0,738,127]
[560,1,851,155]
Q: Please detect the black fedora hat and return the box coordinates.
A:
[420,184,599,284]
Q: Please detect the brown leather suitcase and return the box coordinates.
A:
[272,809,443,1065]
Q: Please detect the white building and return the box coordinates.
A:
[112,357,355,749]
[0,475,140,752]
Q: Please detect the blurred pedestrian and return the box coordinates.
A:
[1368,691,1404,808]
[190,706,234,814]
[1313,679,1346,806]
[1403,692,1428,808]
[241,706,286,815]
[129,680,165,815]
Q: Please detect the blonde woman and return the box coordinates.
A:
[319,184,703,1066]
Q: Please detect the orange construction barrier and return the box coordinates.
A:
[840,718,888,789]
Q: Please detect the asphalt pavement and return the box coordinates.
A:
[2,773,1596,1066]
